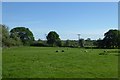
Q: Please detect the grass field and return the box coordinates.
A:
[2,47,118,78]
[0,47,2,79]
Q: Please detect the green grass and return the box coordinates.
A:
[0,47,2,79]
[2,47,118,78]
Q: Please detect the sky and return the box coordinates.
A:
[2,2,118,40]
[2,0,119,2]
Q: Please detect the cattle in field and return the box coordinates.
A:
[62,50,64,52]
[56,50,59,52]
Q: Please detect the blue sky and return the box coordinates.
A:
[2,2,118,40]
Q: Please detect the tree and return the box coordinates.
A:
[96,38,103,48]
[118,30,120,48]
[10,32,23,46]
[78,39,84,47]
[103,29,119,48]
[84,38,93,47]
[1,24,23,47]
[10,27,34,45]
[1,24,10,47]
[86,38,91,41]
[0,25,1,47]
[46,31,61,46]
[65,39,70,47]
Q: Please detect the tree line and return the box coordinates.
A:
[1,24,120,49]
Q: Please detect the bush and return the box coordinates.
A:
[1,24,23,47]
[30,42,48,47]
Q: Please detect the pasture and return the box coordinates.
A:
[0,47,2,79]
[2,47,118,78]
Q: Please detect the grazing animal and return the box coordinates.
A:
[99,53,104,55]
[56,50,59,52]
[62,50,64,52]
[104,51,106,53]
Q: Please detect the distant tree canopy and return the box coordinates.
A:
[103,29,120,48]
[46,31,61,47]
[79,39,84,47]
[10,27,34,45]
[84,38,94,47]
[64,40,78,47]
[65,40,71,47]
[1,23,120,49]
[0,25,1,47]
[97,29,120,48]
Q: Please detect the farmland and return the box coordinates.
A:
[2,47,118,78]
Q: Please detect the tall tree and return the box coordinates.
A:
[46,31,61,46]
[10,27,34,45]
[1,24,10,47]
[1,24,23,47]
[103,29,120,48]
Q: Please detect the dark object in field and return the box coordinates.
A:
[104,50,106,53]
[62,50,64,52]
[56,50,59,52]
[99,53,104,55]
[84,50,88,53]
[103,50,108,53]
[99,52,108,55]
